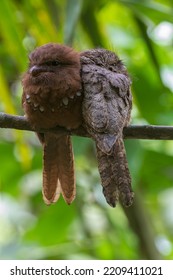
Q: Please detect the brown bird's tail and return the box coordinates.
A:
[96,138,134,207]
[40,133,76,205]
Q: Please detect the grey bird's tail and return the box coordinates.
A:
[96,138,134,207]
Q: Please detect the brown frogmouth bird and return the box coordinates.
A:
[22,43,134,207]
[22,43,82,205]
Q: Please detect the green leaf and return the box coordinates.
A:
[0,0,27,71]
[81,0,104,47]
[24,200,77,246]
[64,0,83,45]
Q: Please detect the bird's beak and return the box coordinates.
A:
[29,65,47,76]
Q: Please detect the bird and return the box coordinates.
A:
[22,43,134,208]
[22,43,83,205]
[80,48,134,207]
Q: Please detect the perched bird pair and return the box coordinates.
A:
[22,43,134,207]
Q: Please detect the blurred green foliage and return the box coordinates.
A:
[0,0,173,260]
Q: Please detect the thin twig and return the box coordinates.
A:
[0,112,173,140]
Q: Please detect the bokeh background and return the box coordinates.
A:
[0,0,173,260]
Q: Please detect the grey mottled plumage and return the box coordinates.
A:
[80,49,134,207]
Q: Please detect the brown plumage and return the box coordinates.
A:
[80,49,134,207]
[22,43,82,205]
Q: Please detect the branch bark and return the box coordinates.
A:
[0,112,173,140]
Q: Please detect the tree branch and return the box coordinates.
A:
[0,112,173,140]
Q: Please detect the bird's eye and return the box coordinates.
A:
[51,60,60,66]
[109,66,114,71]
[45,60,60,66]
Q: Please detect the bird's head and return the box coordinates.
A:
[81,48,128,75]
[23,43,81,88]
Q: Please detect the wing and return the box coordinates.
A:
[81,63,131,154]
